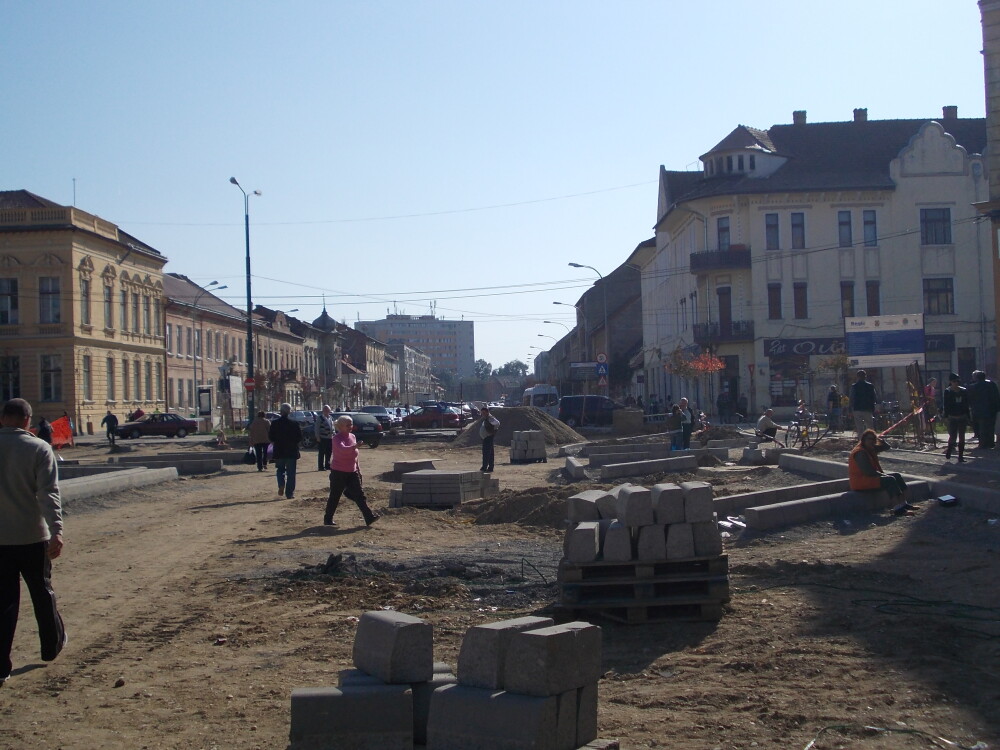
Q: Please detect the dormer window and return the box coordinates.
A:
[726,155,733,172]
[738,155,744,170]
[749,154,756,169]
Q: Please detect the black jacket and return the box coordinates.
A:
[943,387,971,420]
[268,416,302,460]
[850,379,877,412]
[967,379,1000,419]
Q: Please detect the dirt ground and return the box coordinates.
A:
[1,433,999,750]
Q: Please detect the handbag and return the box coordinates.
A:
[242,447,256,465]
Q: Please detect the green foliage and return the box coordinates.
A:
[474,359,493,380]
[494,360,528,377]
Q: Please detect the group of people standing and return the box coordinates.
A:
[664,398,698,450]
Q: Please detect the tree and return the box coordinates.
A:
[665,347,724,380]
[473,359,493,381]
[494,360,528,377]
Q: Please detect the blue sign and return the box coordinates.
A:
[595,363,609,377]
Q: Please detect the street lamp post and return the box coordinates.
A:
[569,263,608,396]
[543,320,571,333]
[230,177,261,419]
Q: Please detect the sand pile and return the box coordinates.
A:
[452,406,585,448]
[457,485,575,528]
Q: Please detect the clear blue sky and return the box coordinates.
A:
[1,0,987,370]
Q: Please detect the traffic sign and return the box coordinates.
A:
[244,377,256,391]
[596,352,608,364]
[598,375,608,387]
[595,363,609,377]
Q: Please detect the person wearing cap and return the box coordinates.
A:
[267,403,302,498]
[478,406,500,473]
[942,373,971,462]
[849,369,878,437]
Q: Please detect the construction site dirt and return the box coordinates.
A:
[2,433,998,750]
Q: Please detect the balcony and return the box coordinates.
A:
[693,319,755,345]
[689,245,751,273]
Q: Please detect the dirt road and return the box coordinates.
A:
[2,437,998,749]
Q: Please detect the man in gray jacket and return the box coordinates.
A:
[1,398,67,685]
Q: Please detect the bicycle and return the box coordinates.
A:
[785,417,829,451]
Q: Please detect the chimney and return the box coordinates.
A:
[792,110,807,125]
[853,108,868,123]
[942,105,958,119]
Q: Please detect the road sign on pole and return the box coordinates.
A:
[596,352,608,364]
[244,377,256,391]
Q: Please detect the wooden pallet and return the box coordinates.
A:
[558,554,728,583]
[559,599,724,624]
[560,578,729,606]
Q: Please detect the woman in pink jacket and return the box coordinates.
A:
[323,415,380,527]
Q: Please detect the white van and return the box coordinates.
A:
[521,384,560,417]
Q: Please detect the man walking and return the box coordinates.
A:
[479,406,500,473]
[967,370,1000,449]
[100,410,119,446]
[1,398,67,685]
[850,369,878,437]
[268,403,302,499]
[314,404,335,471]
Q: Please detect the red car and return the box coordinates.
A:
[402,405,462,429]
[116,413,198,439]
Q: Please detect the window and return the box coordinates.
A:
[838,211,852,248]
[131,293,140,333]
[737,154,744,171]
[177,325,184,356]
[168,377,174,405]
[103,286,113,329]
[165,323,173,354]
[187,379,194,407]
[155,363,163,400]
[39,277,61,324]
[41,355,62,402]
[840,281,855,318]
[765,213,779,250]
[120,290,128,330]
[726,155,733,172]
[143,295,151,334]
[186,327,193,357]
[123,358,130,400]
[206,329,213,360]
[154,300,161,336]
[106,357,115,401]
[767,283,782,320]
[866,281,881,316]
[717,217,731,251]
[749,155,756,169]
[791,213,805,250]
[80,278,91,325]
[0,279,17,324]
[863,210,877,247]
[920,208,952,245]
[177,378,184,407]
[0,356,19,400]
[195,329,202,359]
[82,355,92,400]
[793,282,808,319]
[133,361,141,400]
[923,278,954,315]
[145,361,152,400]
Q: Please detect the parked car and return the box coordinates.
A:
[116,413,198,439]
[359,405,395,430]
[557,395,623,427]
[402,404,462,429]
[330,411,383,448]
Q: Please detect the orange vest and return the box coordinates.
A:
[849,444,882,491]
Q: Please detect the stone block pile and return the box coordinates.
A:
[389,469,497,509]
[510,430,548,464]
[559,482,730,623]
[290,610,616,749]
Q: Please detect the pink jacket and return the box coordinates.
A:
[331,431,359,473]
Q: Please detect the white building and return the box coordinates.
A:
[633,108,993,416]
[355,314,475,379]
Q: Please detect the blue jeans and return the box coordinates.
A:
[274,458,297,498]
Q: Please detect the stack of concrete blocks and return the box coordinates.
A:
[290,610,454,748]
[742,436,793,465]
[510,430,548,464]
[428,616,604,749]
[563,481,723,564]
[389,469,493,509]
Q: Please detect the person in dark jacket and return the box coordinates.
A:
[99,410,119,446]
[314,405,335,471]
[849,369,878,437]
[966,370,1000,449]
[942,373,971,462]
[268,403,302,499]
[35,417,53,445]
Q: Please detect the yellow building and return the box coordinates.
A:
[0,190,167,435]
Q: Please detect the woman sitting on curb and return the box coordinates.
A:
[849,429,910,504]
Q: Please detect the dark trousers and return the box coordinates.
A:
[253,443,269,471]
[682,424,693,449]
[274,458,297,497]
[880,472,907,497]
[946,417,967,458]
[105,429,116,445]
[325,470,376,524]
[1,542,65,678]
[973,417,996,448]
[317,438,333,470]
[481,436,495,472]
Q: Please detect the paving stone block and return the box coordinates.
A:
[563,456,587,480]
[576,682,599,747]
[457,616,554,690]
[666,522,695,560]
[636,524,667,561]
[502,621,602,697]
[651,483,685,525]
[556,688,578,750]
[566,521,600,563]
[353,610,433,684]
[426,683,561,750]
[615,485,654,527]
[566,491,602,522]
[413,672,458,745]
[680,481,714,522]
[289,684,413,749]
[596,492,619,519]
[691,520,723,557]
[601,520,633,561]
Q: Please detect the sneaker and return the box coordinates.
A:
[365,513,381,527]
[323,519,338,527]
[286,494,295,500]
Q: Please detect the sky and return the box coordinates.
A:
[1,0,989,371]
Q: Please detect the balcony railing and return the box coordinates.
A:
[689,246,751,273]
[693,319,755,344]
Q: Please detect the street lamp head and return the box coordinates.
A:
[253,190,261,196]
[568,262,584,268]
[215,285,228,291]
[229,177,239,186]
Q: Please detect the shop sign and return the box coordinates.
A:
[763,338,845,357]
